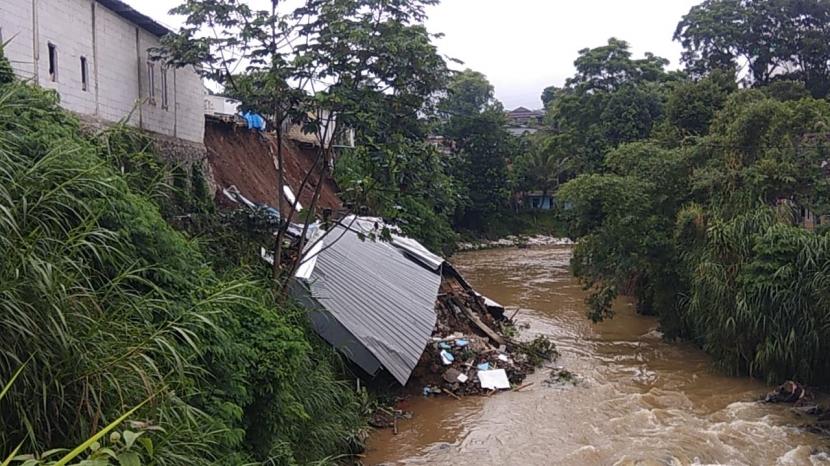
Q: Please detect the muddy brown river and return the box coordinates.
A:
[364,246,830,466]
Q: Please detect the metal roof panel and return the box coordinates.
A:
[302,225,440,384]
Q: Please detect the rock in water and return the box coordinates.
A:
[765,380,810,404]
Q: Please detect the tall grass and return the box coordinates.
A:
[0,49,363,464]
[0,73,224,463]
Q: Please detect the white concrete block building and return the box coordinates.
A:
[0,0,204,144]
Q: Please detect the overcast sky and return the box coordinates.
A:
[125,0,703,110]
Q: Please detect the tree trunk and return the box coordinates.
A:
[272,122,286,287]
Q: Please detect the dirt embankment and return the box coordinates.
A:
[204,118,341,216]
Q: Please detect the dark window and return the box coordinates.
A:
[160,66,169,110]
[80,56,88,91]
[146,62,155,103]
[48,43,58,82]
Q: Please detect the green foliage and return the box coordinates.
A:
[519,336,559,368]
[665,70,737,136]
[438,70,513,231]
[559,79,830,383]
[540,38,681,175]
[0,67,363,464]
[0,44,14,84]
[675,0,830,97]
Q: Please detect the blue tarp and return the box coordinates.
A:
[242,112,266,131]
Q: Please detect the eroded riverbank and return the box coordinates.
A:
[364,246,830,466]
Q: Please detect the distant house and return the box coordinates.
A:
[506,127,538,137]
[524,191,554,210]
[427,135,453,156]
[0,0,205,144]
[506,106,545,126]
[281,109,355,149]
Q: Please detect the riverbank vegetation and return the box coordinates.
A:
[548,0,830,385]
[0,48,365,465]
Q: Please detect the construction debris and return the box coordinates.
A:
[411,265,558,397]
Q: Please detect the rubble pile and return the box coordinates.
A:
[412,267,556,397]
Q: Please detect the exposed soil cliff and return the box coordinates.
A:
[204,118,341,216]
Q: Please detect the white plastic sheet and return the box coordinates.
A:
[478,369,510,390]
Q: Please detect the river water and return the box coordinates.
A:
[364,246,830,466]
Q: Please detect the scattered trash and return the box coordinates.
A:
[422,386,442,397]
[440,350,454,365]
[478,369,511,390]
[456,235,574,252]
[368,405,410,431]
[443,368,464,384]
[407,265,563,399]
[242,111,267,131]
[512,382,534,392]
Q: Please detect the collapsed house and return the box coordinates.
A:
[289,217,444,385]
[285,217,541,391]
[206,118,546,391]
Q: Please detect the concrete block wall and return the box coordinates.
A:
[174,65,205,143]
[37,0,96,115]
[138,28,174,138]
[94,2,141,125]
[0,0,36,79]
[0,0,204,144]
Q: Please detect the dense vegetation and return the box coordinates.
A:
[546,0,830,385]
[0,49,364,465]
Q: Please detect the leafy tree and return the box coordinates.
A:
[665,69,737,136]
[559,84,830,384]
[542,38,680,174]
[438,70,513,230]
[675,0,830,97]
[762,79,812,102]
[513,144,568,199]
[160,0,445,284]
[540,85,562,108]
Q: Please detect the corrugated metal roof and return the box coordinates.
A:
[295,223,440,385]
[342,215,444,271]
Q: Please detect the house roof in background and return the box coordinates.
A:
[97,0,173,37]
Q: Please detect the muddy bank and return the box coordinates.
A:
[204,118,341,216]
[456,234,572,252]
[363,246,830,466]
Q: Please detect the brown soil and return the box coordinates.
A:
[204,118,341,217]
